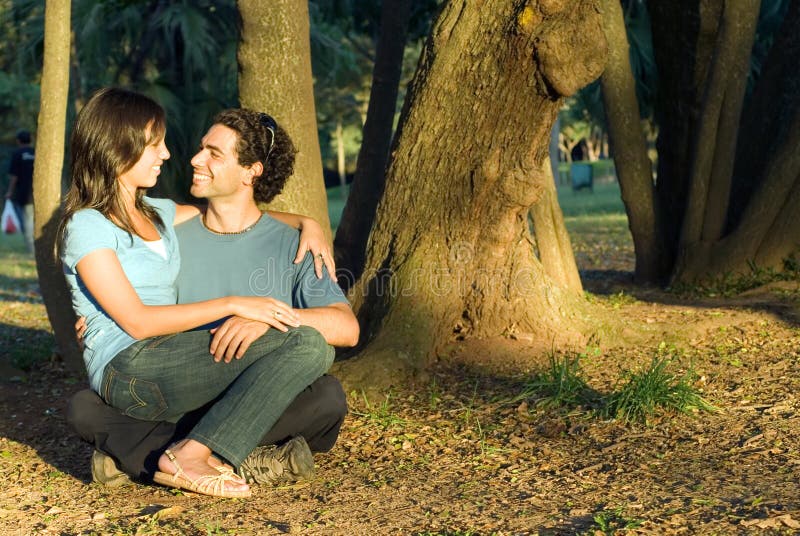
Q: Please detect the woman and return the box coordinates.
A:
[59,87,333,498]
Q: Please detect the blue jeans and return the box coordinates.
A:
[100,326,333,467]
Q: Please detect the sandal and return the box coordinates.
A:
[153,449,251,498]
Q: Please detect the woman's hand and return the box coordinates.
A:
[229,296,300,330]
[75,316,87,350]
[295,217,336,280]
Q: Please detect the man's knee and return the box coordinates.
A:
[314,375,347,422]
[291,326,334,369]
[66,389,105,441]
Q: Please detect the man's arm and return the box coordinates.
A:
[208,303,359,362]
[295,302,359,347]
[5,174,18,199]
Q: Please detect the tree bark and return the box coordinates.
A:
[338,0,606,387]
[334,0,413,287]
[729,0,800,230]
[599,0,663,283]
[529,158,583,293]
[34,0,81,372]
[671,0,800,281]
[648,0,722,276]
[237,0,332,240]
[676,0,760,260]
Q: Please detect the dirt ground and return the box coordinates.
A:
[1,247,800,534]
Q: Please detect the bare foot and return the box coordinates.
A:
[158,439,249,494]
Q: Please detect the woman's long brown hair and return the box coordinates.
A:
[56,87,166,259]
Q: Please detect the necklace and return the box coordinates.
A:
[201,213,262,235]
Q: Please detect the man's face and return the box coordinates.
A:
[190,124,251,200]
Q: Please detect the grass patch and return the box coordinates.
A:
[519,353,593,411]
[0,232,52,371]
[350,391,406,429]
[603,352,716,424]
[515,345,715,425]
[556,178,625,218]
[326,184,349,233]
[586,505,644,535]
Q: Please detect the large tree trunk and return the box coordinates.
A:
[599,0,663,283]
[334,0,413,287]
[34,0,81,372]
[338,0,606,387]
[237,0,332,240]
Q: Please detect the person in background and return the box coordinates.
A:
[5,129,35,253]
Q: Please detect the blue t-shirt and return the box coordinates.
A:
[175,214,348,324]
[61,197,179,391]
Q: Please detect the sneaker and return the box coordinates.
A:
[237,436,315,486]
[91,450,132,487]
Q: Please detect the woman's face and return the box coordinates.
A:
[118,124,170,194]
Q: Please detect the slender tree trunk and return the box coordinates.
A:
[648,0,722,275]
[530,158,583,293]
[237,0,331,240]
[657,0,800,282]
[729,0,800,231]
[338,0,606,387]
[334,0,413,287]
[600,0,663,283]
[34,0,81,371]
[674,0,761,278]
[335,117,347,198]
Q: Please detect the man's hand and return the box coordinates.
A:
[209,317,270,363]
[75,316,87,351]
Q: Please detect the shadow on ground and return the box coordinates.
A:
[581,269,800,328]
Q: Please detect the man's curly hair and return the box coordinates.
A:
[211,109,297,204]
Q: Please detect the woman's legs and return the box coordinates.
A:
[101,326,333,491]
[185,327,333,466]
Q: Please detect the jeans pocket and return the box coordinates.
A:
[101,366,168,420]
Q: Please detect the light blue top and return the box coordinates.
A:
[175,213,348,328]
[61,197,179,391]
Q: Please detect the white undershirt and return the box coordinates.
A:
[143,238,167,259]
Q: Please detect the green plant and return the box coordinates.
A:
[588,506,643,534]
[352,391,406,429]
[520,353,592,410]
[603,354,716,424]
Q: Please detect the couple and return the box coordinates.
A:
[60,87,359,498]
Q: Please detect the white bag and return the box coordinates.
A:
[2,199,22,234]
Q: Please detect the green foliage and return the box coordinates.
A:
[603,348,716,424]
[520,353,593,410]
[586,505,644,535]
[514,342,716,426]
[351,390,406,429]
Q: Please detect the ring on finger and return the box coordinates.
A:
[273,311,282,318]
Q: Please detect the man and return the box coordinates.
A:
[67,109,359,487]
[5,130,35,253]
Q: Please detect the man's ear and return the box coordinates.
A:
[244,162,264,186]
